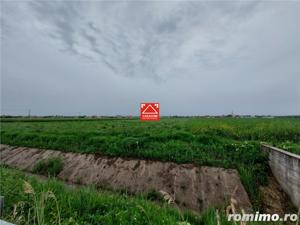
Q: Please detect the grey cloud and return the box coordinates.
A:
[1,1,299,116]
[20,1,263,80]
[29,1,80,53]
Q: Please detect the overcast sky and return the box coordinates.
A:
[1,1,300,116]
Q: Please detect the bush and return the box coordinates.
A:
[33,157,63,177]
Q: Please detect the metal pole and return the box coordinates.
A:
[0,196,4,216]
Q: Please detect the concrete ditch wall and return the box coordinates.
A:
[262,144,300,208]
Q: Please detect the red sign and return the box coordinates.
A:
[140,103,160,121]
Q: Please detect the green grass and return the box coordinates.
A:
[0,166,200,225]
[0,166,284,225]
[1,117,300,210]
[32,157,63,177]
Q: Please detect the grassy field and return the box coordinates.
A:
[0,166,284,225]
[1,117,300,210]
[0,166,200,225]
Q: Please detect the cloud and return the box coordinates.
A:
[3,1,263,80]
[1,1,299,115]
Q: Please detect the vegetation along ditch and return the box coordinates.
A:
[0,117,299,224]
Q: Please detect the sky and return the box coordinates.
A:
[1,0,300,116]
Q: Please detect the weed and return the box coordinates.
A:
[0,166,200,225]
[32,158,63,177]
[1,117,300,210]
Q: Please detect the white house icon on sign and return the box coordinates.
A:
[142,104,158,114]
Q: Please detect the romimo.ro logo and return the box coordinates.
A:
[228,212,299,222]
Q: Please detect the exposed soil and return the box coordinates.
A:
[0,144,252,213]
[259,173,296,215]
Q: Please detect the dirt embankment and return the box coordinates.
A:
[260,173,296,215]
[0,144,252,213]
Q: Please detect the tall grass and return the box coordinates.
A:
[22,181,61,225]
[32,158,63,177]
[0,166,200,225]
[0,167,288,225]
[1,118,299,209]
